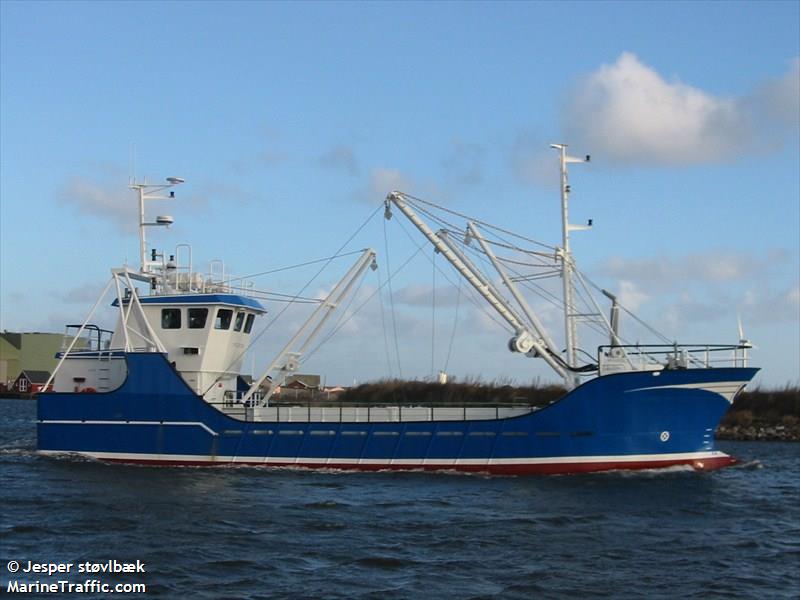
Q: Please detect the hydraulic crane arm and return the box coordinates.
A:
[242,248,377,404]
[386,191,570,384]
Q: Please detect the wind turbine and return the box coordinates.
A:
[737,315,755,367]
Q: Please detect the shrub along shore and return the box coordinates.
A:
[715,387,800,442]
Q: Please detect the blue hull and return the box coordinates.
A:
[37,354,757,474]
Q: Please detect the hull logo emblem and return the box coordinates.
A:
[660,431,670,442]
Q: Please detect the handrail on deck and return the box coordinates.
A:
[597,342,751,370]
[206,398,540,424]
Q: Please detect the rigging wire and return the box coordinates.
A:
[223,286,322,304]
[448,228,562,305]
[443,277,462,374]
[392,198,570,339]
[303,208,520,377]
[446,222,625,360]
[201,204,384,397]
[383,215,403,379]
[396,193,671,356]
[494,254,558,269]
[450,233,537,329]
[375,261,394,378]
[223,190,670,390]
[301,245,426,365]
[408,201,555,262]
[454,229,619,344]
[254,204,383,340]
[431,248,436,377]
[577,271,673,344]
[399,192,558,251]
[225,249,368,284]
[391,207,512,333]
[301,264,367,360]
[393,192,675,373]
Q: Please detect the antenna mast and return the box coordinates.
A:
[130,176,185,274]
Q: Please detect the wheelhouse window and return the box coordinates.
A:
[244,314,255,334]
[215,308,233,330]
[161,308,181,329]
[234,311,245,332]
[188,308,208,329]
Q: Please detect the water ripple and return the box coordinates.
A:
[1,400,799,599]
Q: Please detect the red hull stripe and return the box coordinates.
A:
[95,455,737,474]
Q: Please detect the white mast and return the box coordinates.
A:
[550,144,590,387]
[130,176,185,275]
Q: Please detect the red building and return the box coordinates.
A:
[284,374,321,390]
[12,370,52,394]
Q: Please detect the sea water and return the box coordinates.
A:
[1,398,798,599]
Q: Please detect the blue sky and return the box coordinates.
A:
[1,1,798,387]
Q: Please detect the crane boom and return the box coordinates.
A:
[386,192,571,384]
[242,248,377,404]
[466,221,560,358]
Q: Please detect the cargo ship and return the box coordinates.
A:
[37,145,757,474]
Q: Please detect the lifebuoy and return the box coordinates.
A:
[81,387,97,393]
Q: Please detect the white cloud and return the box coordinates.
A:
[58,174,247,231]
[657,283,798,331]
[662,294,724,330]
[394,283,464,308]
[615,280,649,312]
[510,132,560,187]
[598,251,777,290]
[470,305,511,335]
[59,176,137,232]
[190,181,254,207]
[743,282,800,324]
[789,283,800,307]
[318,145,358,175]
[354,167,415,204]
[590,250,797,342]
[52,283,110,305]
[749,58,800,130]
[232,148,287,175]
[563,52,799,165]
[442,139,484,186]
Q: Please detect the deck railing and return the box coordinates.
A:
[207,398,539,424]
[597,343,751,376]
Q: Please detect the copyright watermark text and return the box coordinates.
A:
[5,560,146,594]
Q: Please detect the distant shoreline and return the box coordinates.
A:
[716,388,799,442]
[3,385,797,442]
[0,393,35,401]
[715,423,799,442]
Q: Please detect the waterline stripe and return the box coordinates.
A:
[37,449,729,466]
